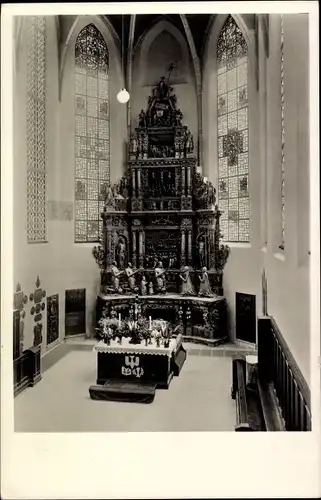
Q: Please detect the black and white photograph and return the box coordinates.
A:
[1,1,320,498]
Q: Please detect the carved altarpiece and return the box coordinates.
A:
[93,77,230,344]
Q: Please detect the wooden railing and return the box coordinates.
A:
[258,316,311,431]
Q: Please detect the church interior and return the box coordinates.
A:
[12,12,312,432]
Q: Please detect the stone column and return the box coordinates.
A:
[181,230,186,266]
[132,231,137,268]
[186,166,191,195]
[187,230,192,265]
[181,166,185,197]
[137,168,141,197]
[209,229,215,269]
[139,231,144,268]
[132,169,136,197]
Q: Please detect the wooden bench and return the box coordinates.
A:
[231,358,285,431]
[231,316,311,432]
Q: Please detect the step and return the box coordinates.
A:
[89,380,156,403]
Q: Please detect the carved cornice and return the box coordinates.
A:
[128,158,196,167]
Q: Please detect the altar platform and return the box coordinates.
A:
[96,293,228,346]
[89,334,187,403]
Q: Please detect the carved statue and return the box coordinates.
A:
[148,281,154,295]
[92,244,105,270]
[175,108,183,126]
[125,263,139,293]
[116,237,126,269]
[110,261,123,294]
[198,238,206,269]
[119,176,129,199]
[215,244,230,272]
[130,135,138,155]
[179,266,195,296]
[105,185,114,207]
[157,76,168,100]
[198,267,214,297]
[207,182,216,206]
[138,109,146,128]
[140,275,147,296]
[155,261,166,294]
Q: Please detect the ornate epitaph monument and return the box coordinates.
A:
[93,77,230,345]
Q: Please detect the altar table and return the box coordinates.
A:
[93,334,186,389]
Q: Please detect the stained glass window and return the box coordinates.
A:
[217,16,250,242]
[280,15,285,250]
[74,24,110,243]
[26,16,47,243]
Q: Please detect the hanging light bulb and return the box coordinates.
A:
[117,88,130,103]
[117,15,130,104]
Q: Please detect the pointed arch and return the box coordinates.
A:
[136,19,191,87]
[59,15,121,101]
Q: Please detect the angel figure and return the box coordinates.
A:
[110,261,124,293]
[140,275,147,296]
[155,261,167,294]
[125,263,139,293]
[198,267,214,297]
[179,266,195,296]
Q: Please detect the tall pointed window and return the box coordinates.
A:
[74,24,110,243]
[280,15,285,250]
[217,16,250,242]
[26,16,47,243]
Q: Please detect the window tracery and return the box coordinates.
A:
[26,16,47,243]
[74,24,110,243]
[217,16,250,242]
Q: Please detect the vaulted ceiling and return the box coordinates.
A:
[102,14,256,59]
[105,14,215,59]
[57,13,258,67]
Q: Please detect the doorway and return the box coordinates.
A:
[235,292,256,344]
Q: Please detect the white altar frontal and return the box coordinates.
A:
[89,334,187,402]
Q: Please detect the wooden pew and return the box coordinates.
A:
[258,316,311,431]
[231,316,311,431]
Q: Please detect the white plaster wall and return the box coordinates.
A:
[202,14,311,384]
[13,16,61,352]
[263,14,310,383]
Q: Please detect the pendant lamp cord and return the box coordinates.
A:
[121,15,124,89]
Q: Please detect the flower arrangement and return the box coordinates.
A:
[98,317,114,345]
[137,317,152,346]
[153,329,162,347]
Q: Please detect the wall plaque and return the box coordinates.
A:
[47,294,59,345]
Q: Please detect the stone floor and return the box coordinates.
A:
[14,340,254,433]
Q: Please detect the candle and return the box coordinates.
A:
[149,316,152,329]
[118,313,121,328]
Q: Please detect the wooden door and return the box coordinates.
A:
[235,292,256,344]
